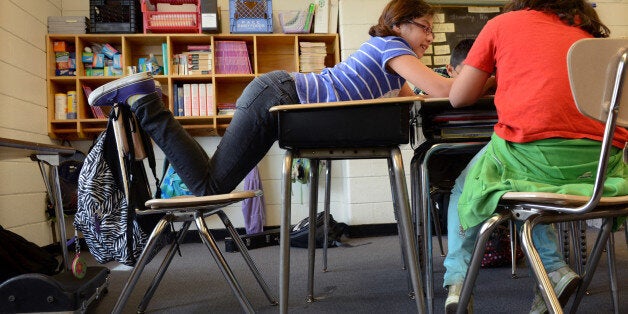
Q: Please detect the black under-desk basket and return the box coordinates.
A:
[273,98,418,149]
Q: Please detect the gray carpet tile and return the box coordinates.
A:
[85,228,627,313]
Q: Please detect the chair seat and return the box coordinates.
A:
[144,190,262,209]
[502,191,628,206]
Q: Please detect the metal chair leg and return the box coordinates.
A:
[429,193,446,257]
[570,219,613,313]
[194,212,255,314]
[520,216,563,314]
[457,213,512,314]
[509,220,518,278]
[137,221,192,313]
[113,216,175,314]
[606,232,619,314]
[624,220,627,250]
[419,152,434,313]
[217,210,278,305]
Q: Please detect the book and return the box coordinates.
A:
[313,0,330,33]
[304,3,316,33]
[299,42,327,73]
[191,83,200,116]
[162,43,168,75]
[206,83,215,115]
[214,41,252,74]
[172,84,179,116]
[217,103,236,115]
[82,84,106,119]
[199,83,207,116]
[177,86,184,116]
[183,84,192,116]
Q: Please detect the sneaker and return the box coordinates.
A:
[529,266,580,314]
[88,72,156,107]
[445,283,473,314]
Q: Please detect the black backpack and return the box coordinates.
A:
[0,225,61,282]
[290,212,348,248]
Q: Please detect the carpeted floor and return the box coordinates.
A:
[86,228,627,313]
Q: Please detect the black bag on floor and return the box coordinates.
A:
[0,225,61,283]
[290,212,348,248]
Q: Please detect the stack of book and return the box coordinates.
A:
[214,41,252,74]
[299,42,326,73]
[173,45,213,75]
[217,103,236,115]
[172,83,215,117]
[81,85,107,119]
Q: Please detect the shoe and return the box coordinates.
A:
[529,266,581,314]
[88,72,156,107]
[445,283,473,314]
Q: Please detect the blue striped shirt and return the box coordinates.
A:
[292,36,416,103]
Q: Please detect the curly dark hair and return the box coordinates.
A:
[368,0,435,37]
[504,0,610,37]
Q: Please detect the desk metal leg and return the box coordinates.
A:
[307,159,320,303]
[388,156,410,293]
[389,147,426,312]
[323,159,331,272]
[280,150,294,314]
[36,160,71,272]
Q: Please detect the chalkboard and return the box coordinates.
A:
[423,6,502,67]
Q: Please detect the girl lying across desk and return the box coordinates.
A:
[86,0,459,197]
[442,0,628,313]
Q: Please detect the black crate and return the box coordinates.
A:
[89,0,142,33]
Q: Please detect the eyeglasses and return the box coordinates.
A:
[406,20,433,36]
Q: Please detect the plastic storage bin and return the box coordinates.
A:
[90,0,142,33]
[229,0,272,33]
[142,0,201,33]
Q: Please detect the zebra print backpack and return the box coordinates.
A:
[74,107,161,266]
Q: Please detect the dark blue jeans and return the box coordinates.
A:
[132,70,299,196]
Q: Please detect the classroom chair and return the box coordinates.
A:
[455,38,628,314]
[107,106,277,314]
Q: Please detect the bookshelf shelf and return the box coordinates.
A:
[46,33,339,139]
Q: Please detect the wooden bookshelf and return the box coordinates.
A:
[46,33,339,139]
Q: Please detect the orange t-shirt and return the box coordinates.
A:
[465,10,628,147]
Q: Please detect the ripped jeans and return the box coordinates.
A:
[442,145,568,287]
[132,70,299,196]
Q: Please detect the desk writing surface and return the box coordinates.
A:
[269,96,424,112]
[413,96,496,142]
[0,137,75,160]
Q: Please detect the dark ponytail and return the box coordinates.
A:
[504,0,610,37]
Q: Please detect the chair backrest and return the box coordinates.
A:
[568,38,628,126]
[110,106,155,209]
[557,38,628,213]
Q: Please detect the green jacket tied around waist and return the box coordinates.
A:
[457,134,628,230]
